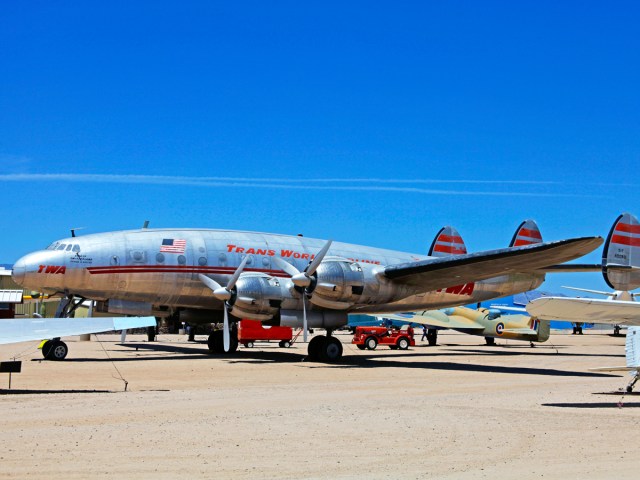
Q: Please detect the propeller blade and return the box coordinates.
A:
[302,294,308,343]
[228,255,250,290]
[223,305,230,352]
[199,274,223,292]
[306,240,332,276]
[272,257,301,277]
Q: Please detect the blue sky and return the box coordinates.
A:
[1,1,638,293]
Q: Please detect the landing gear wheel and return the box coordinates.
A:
[320,337,343,362]
[208,329,238,354]
[308,336,326,360]
[397,337,410,350]
[365,336,378,350]
[485,337,495,346]
[244,341,254,348]
[427,329,438,346]
[43,340,68,361]
[279,340,291,348]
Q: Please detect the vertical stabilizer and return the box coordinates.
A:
[509,219,543,247]
[603,213,640,291]
[626,327,640,368]
[428,226,467,257]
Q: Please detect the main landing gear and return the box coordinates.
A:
[307,332,343,362]
[207,328,239,354]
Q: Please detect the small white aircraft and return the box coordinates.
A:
[527,213,640,325]
[591,326,640,393]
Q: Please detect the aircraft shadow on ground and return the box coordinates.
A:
[0,388,113,395]
[438,347,625,359]
[55,342,622,378]
[542,402,640,409]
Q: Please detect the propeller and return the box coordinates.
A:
[199,255,249,352]
[273,240,333,342]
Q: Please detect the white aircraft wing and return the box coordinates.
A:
[0,316,156,345]
[384,237,602,291]
[526,297,640,326]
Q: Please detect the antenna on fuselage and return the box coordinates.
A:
[142,220,150,229]
[70,227,85,238]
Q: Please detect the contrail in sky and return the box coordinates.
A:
[0,173,603,197]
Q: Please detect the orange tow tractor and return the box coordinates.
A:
[351,325,415,351]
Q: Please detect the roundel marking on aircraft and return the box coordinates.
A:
[496,323,505,335]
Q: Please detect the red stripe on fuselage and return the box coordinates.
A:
[87,265,291,277]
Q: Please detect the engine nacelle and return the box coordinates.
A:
[310,258,365,309]
[310,258,401,309]
[230,272,295,320]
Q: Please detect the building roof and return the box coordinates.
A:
[0,290,23,303]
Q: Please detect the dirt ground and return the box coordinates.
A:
[1,330,639,479]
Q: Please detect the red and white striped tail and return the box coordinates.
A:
[428,226,467,257]
[509,220,543,247]
[603,212,640,291]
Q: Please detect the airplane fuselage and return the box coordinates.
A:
[12,228,545,327]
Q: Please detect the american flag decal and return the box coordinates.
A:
[160,239,187,254]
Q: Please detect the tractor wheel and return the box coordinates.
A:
[365,336,378,350]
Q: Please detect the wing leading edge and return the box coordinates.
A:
[383,236,603,292]
[526,297,640,326]
[0,316,157,345]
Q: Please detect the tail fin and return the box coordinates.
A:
[509,219,543,247]
[602,213,640,291]
[532,317,550,342]
[428,226,467,257]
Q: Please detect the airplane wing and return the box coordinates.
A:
[383,237,602,291]
[0,316,157,345]
[384,311,485,330]
[526,297,640,326]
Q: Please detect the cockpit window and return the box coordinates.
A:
[65,244,73,251]
[46,242,59,250]
[72,244,81,252]
[56,244,67,251]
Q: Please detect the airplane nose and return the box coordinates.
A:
[12,257,26,286]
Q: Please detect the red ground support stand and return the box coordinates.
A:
[238,319,294,348]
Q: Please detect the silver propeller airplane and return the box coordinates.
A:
[11,220,601,361]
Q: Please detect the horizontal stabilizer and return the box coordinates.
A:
[384,236,602,292]
[0,316,157,345]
